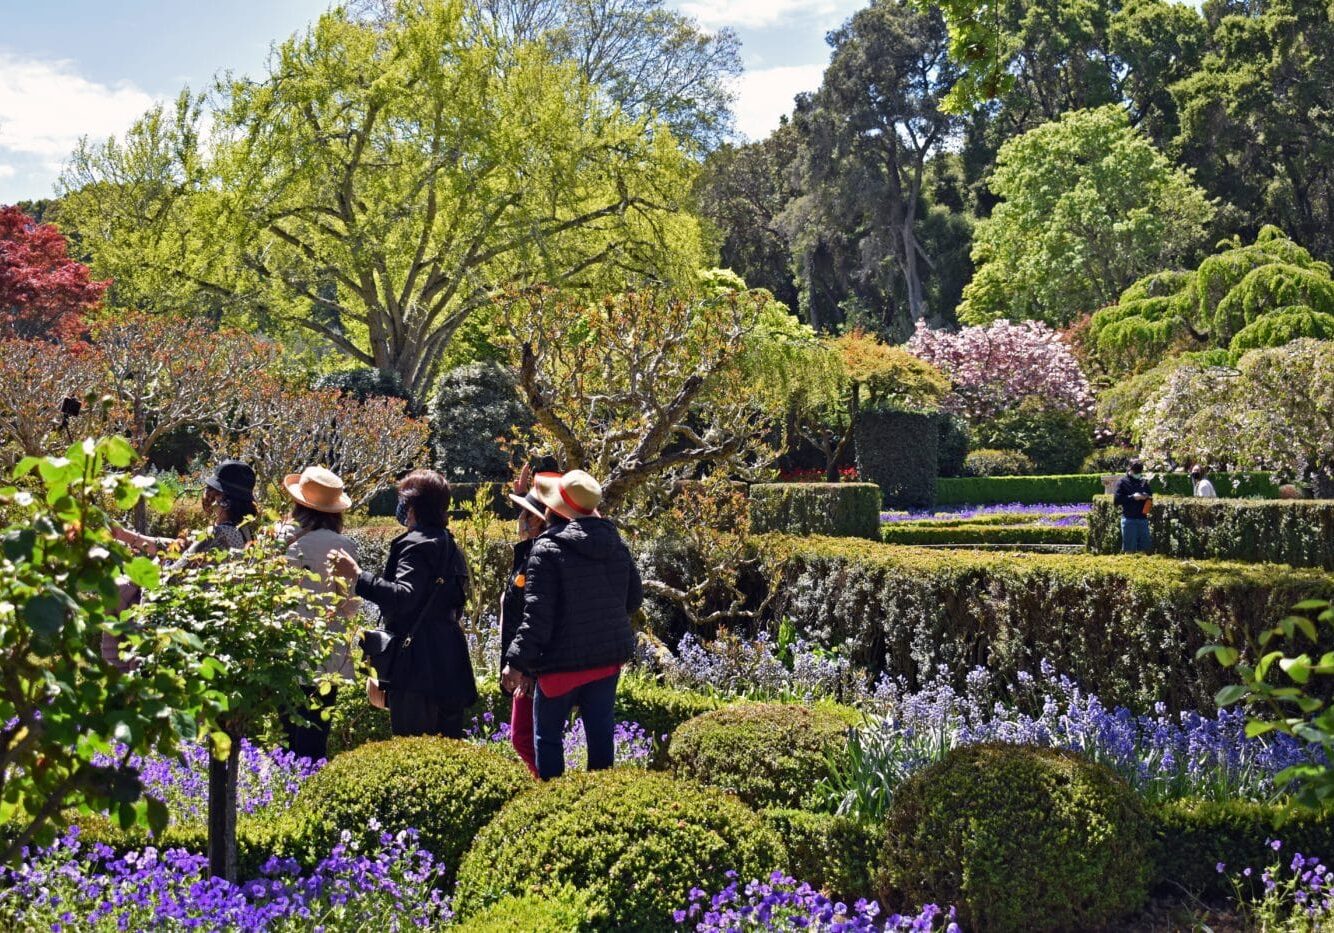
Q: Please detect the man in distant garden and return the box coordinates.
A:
[1190,465,1218,498]
[1113,459,1154,553]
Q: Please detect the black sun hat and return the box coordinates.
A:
[203,460,257,503]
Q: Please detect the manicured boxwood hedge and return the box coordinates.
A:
[761,809,880,903]
[937,471,1281,506]
[878,743,1152,932]
[1151,797,1334,897]
[749,483,882,540]
[881,522,1085,546]
[855,410,937,510]
[1088,496,1334,569]
[757,533,1334,711]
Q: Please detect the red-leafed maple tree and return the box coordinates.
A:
[0,205,109,341]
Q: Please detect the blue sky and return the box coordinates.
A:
[0,0,864,203]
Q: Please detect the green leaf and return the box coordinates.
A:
[2,528,36,562]
[13,456,41,478]
[1197,620,1222,637]
[1244,720,1280,738]
[1292,599,1331,612]
[25,594,66,638]
[1215,684,1250,706]
[102,437,135,469]
[1281,656,1313,685]
[123,557,160,590]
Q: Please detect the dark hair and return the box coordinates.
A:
[1128,459,1145,473]
[399,469,451,527]
[292,502,344,534]
[1189,465,1207,480]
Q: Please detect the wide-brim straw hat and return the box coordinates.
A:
[283,466,352,514]
[534,470,602,519]
[508,471,562,521]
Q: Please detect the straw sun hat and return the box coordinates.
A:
[533,470,603,520]
[283,466,352,514]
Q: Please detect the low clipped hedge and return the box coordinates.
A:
[878,744,1152,932]
[668,703,855,809]
[1151,797,1334,897]
[761,809,879,903]
[294,737,530,878]
[880,522,1084,546]
[1089,496,1334,569]
[456,889,598,931]
[759,533,1334,711]
[749,483,882,540]
[454,769,785,930]
[937,471,1280,506]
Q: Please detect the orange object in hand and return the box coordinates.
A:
[1142,497,1153,516]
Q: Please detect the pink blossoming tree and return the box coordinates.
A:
[907,319,1094,421]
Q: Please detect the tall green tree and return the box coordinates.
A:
[1173,0,1334,263]
[58,0,702,398]
[784,0,963,334]
[958,105,1214,327]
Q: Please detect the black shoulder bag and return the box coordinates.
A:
[359,548,446,693]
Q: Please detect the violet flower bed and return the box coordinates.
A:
[675,871,958,931]
[1218,840,1334,927]
[0,824,451,931]
[880,502,1091,526]
[465,712,657,766]
[824,663,1322,819]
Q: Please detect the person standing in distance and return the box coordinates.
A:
[1190,465,1218,498]
[1113,459,1154,554]
[500,470,641,779]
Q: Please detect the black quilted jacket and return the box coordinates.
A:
[504,518,642,675]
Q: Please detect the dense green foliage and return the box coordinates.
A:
[1089,227,1334,374]
[311,368,412,405]
[937,471,1280,506]
[937,414,971,478]
[431,362,533,482]
[1088,497,1334,569]
[1082,446,1140,475]
[854,410,937,510]
[758,533,1334,711]
[961,448,1034,477]
[748,483,882,540]
[959,106,1213,328]
[972,404,1094,474]
[456,889,599,932]
[0,439,205,862]
[293,738,530,878]
[1150,797,1334,898]
[878,744,1152,931]
[760,809,880,903]
[454,769,784,929]
[668,703,854,809]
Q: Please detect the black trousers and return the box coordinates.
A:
[281,684,337,762]
[389,689,465,739]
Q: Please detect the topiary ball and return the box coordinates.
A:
[668,703,853,809]
[292,737,529,878]
[453,769,785,930]
[455,888,597,931]
[878,743,1152,932]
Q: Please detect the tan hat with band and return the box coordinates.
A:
[283,466,352,514]
[534,470,602,519]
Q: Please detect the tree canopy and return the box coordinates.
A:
[58,0,703,398]
[1087,225,1334,374]
[957,105,1214,328]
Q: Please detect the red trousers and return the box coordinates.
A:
[511,693,538,776]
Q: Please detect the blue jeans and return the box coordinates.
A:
[533,671,619,780]
[1121,517,1152,554]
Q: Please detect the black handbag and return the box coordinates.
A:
[359,550,447,692]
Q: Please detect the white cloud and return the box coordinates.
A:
[679,0,850,30]
[733,63,824,141]
[0,53,155,162]
[0,164,15,179]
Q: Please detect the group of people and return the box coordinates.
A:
[114,457,642,781]
[1111,460,1221,553]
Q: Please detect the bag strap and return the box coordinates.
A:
[399,535,459,650]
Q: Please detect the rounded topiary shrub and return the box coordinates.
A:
[453,769,785,930]
[878,743,1152,932]
[668,703,852,809]
[456,889,597,931]
[293,737,529,877]
[963,447,1035,477]
[432,362,533,482]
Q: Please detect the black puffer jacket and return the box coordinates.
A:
[504,518,642,675]
[355,526,477,708]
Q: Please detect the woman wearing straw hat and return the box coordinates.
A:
[278,466,360,761]
[499,459,558,776]
[501,470,642,779]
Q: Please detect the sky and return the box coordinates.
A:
[0,0,864,203]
